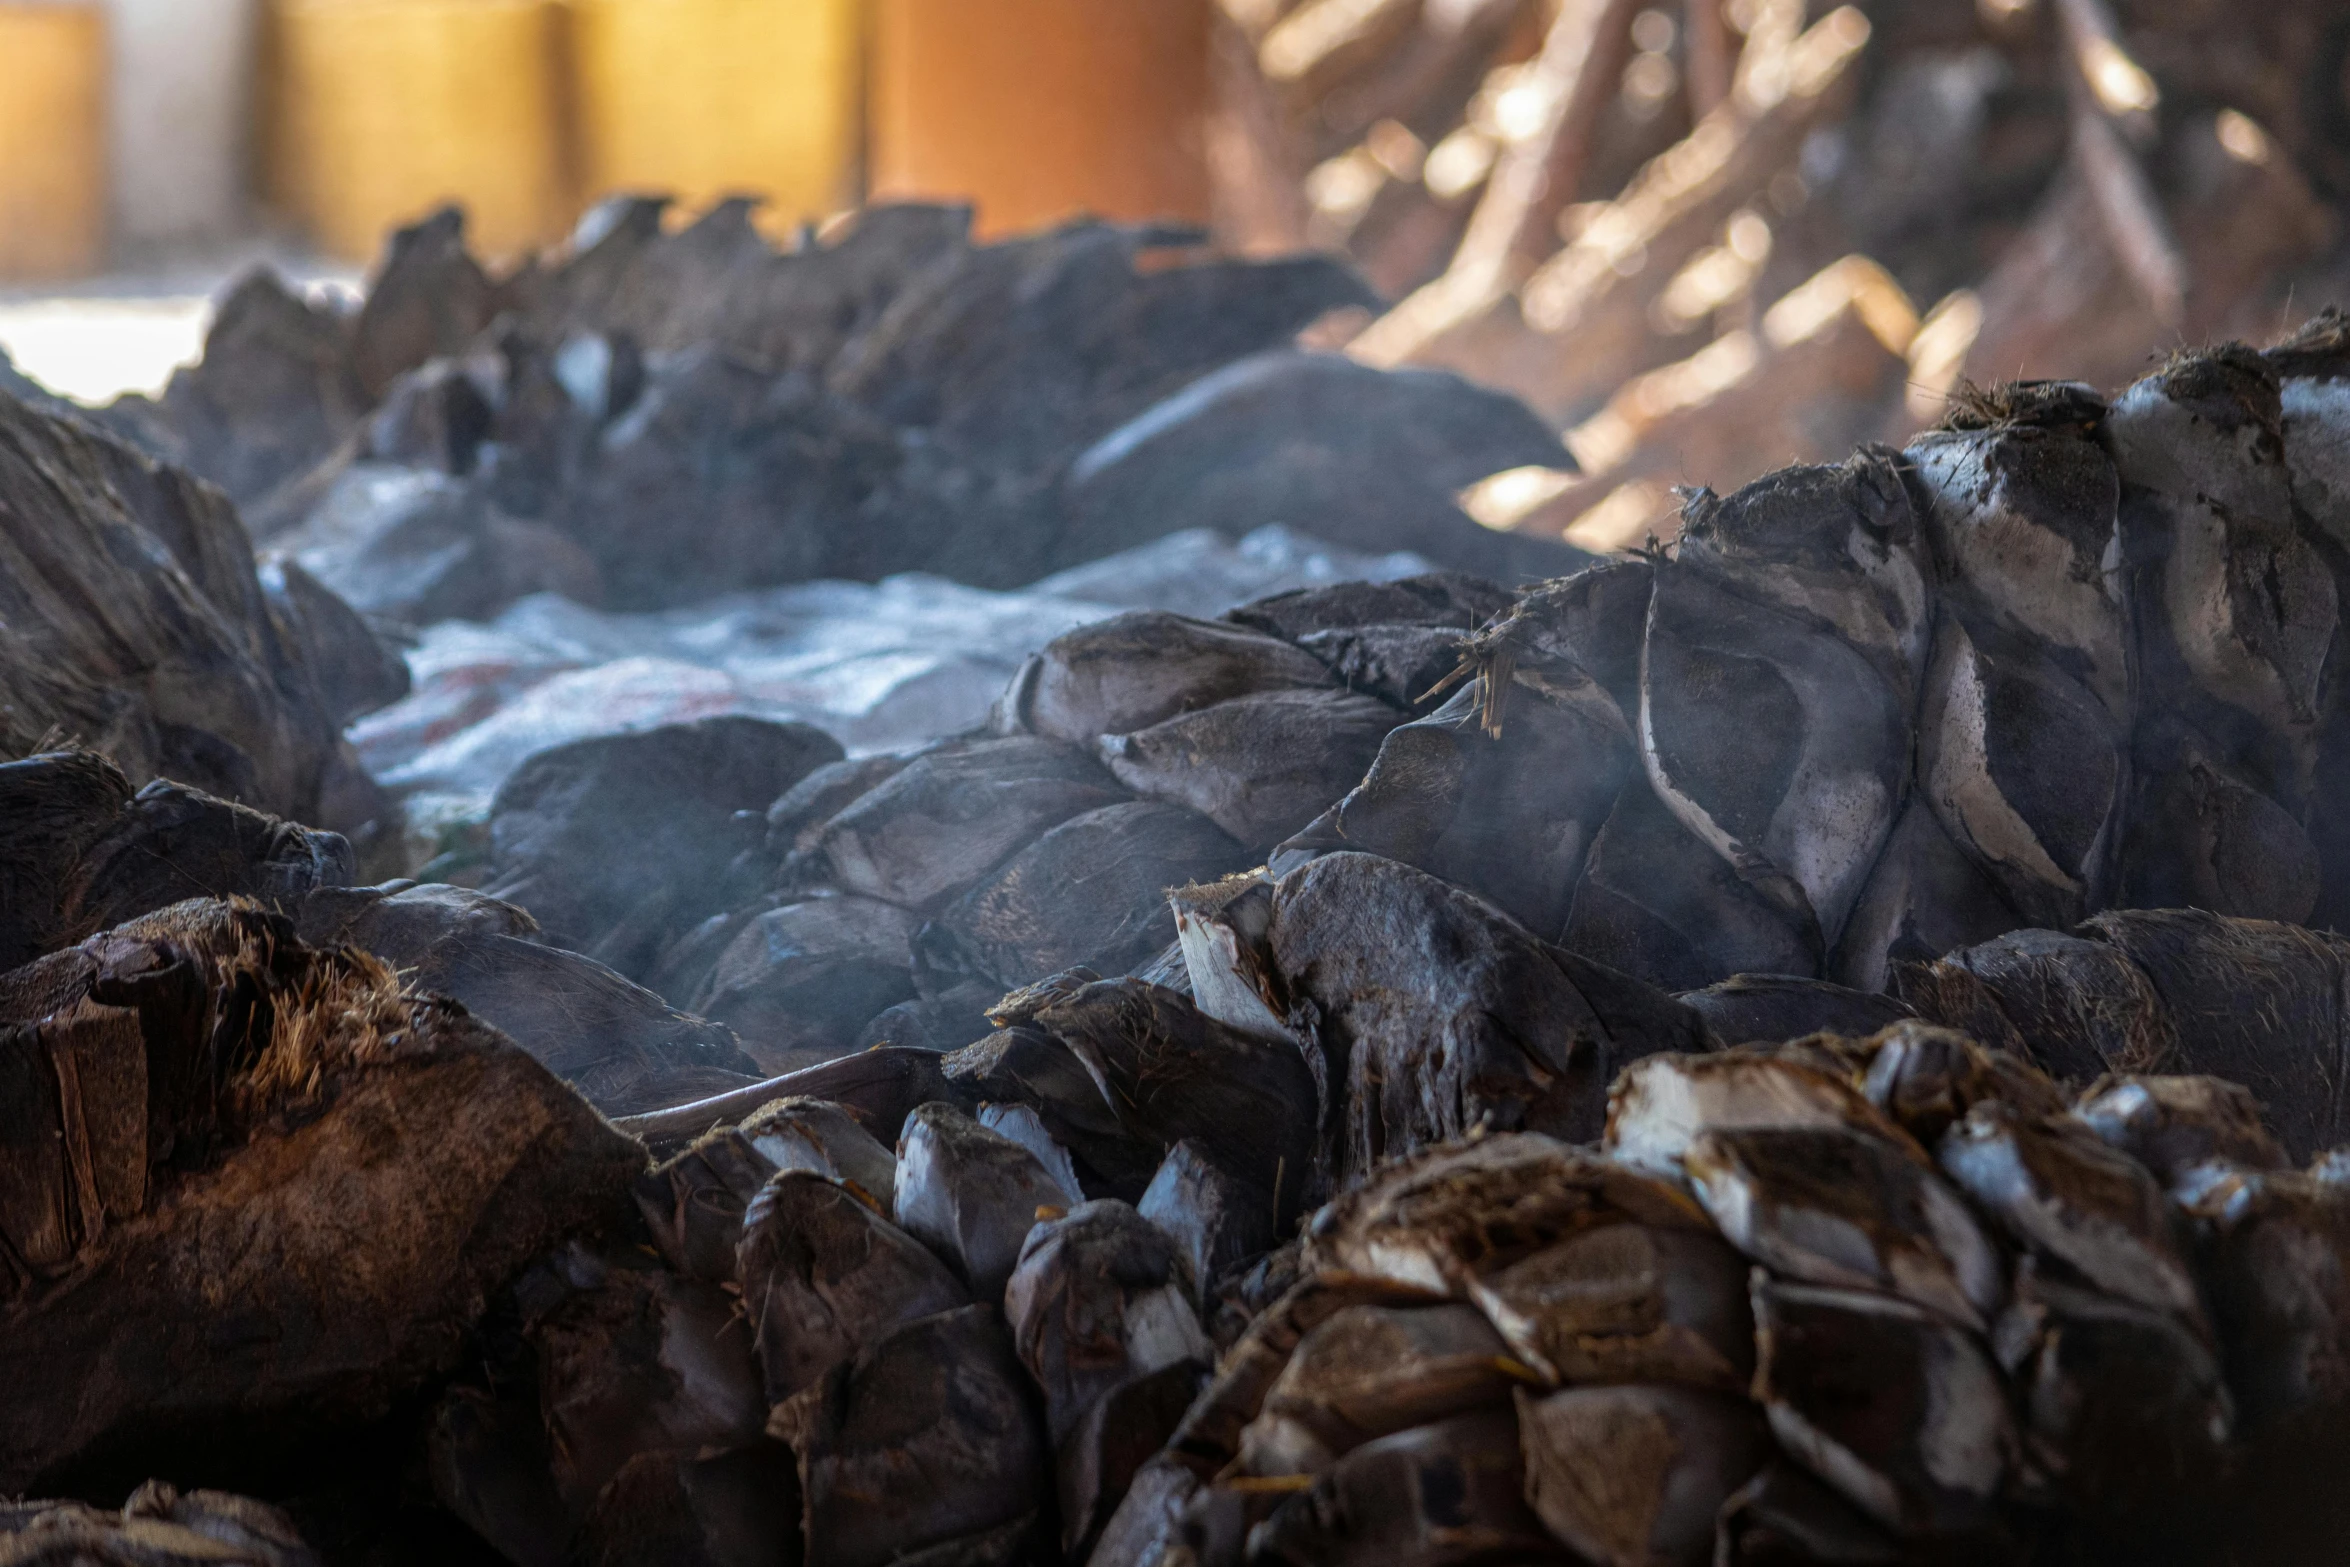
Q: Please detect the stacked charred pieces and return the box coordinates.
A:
[70,197,1581,627]
[1100,1050,2350,1567]
[483,321,2350,1087]
[18,336,2350,1567]
[12,887,2350,1567]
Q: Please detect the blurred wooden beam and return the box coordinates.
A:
[1684,0,1734,117]
[1358,5,1871,425]
[2051,0,2185,329]
[1350,0,1643,366]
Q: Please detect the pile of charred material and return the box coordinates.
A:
[1216,0,2350,548]
[11,271,2350,1564]
[0,196,1584,636]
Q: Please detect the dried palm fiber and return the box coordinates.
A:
[295,879,760,1117]
[0,898,640,1492]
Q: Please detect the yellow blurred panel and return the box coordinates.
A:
[571,0,859,224]
[270,0,570,264]
[871,0,1212,238]
[0,3,108,280]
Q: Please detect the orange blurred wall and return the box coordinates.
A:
[0,3,107,279]
[869,0,1212,238]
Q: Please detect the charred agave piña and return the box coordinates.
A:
[18,196,2350,1567]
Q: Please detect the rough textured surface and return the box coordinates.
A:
[297,880,761,1116]
[480,717,842,976]
[1057,351,1590,579]
[1031,979,1320,1224]
[768,1305,1049,1567]
[690,898,923,1076]
[1098,687,1400,853]
[894,1103,1076,1304]
[927,802,1249,989]
[0,1484,320,1566]
[1271,853,1709,1174]
[737,1170,968,1407]
[1007,611,1337,748]
[0,902,642,1494]
[0,391,391,834]
[0,755,353,973]
[804,736,1128,912]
